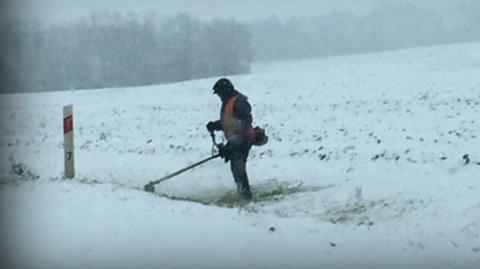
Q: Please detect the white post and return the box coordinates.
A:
[63,105,75,178]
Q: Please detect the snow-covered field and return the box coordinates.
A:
[1,42,480,269]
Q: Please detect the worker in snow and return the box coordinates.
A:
[206,78,255,200]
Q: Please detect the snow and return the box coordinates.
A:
[1,42,480,269]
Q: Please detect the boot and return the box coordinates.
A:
[236,181,252,200]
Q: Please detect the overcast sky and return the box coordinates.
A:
[1,0,465,24]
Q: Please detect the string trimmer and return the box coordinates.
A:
[143,131,220,193]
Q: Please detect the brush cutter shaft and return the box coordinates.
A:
[150,154,220,185]
[144,131,221,192]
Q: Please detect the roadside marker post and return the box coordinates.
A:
[63,105,75,178]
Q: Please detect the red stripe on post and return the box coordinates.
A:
[63,115,73,134]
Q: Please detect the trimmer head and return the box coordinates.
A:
[144,182,155,193]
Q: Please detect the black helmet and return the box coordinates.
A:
[213,78,234,96]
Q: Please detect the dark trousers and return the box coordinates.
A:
[229,144,251,195]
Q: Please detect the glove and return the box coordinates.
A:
[206,121,216,133]
[217,143,232,163]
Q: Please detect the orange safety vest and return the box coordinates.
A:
[221,93,251,144]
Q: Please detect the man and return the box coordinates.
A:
[206,78,253,199]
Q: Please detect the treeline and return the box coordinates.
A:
[0,13,252,93]
[1,2,480,93]
[249,2,480,61]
